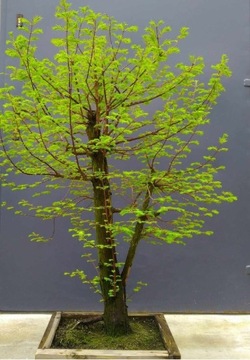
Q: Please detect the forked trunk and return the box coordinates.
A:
[92,172,131,335]
[87,110,131,336]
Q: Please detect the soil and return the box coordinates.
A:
[52,315,166,350]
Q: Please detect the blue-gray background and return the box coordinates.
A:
[0,0,250,312]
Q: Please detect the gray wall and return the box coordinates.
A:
[0,0,250,312]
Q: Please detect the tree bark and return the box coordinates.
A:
[87,110,131,336]
[121,183,154,286]
[103,282,131,336]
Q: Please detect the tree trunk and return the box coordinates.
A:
[87,110,131,336]
[92,174,131,335]
[103,282,131,336]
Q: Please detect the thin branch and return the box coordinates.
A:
[65,16,88,182]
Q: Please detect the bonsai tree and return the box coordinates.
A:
[0,0,236,335]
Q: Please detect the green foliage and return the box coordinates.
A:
[0,0,236,302]
[133,281,148,294]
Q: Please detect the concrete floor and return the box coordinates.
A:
[166,314,250,359]
[0,313,51,359]
[0,313,250,359]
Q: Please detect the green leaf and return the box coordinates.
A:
[0,0,236,306]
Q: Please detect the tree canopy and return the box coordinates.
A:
[0,0,236,333]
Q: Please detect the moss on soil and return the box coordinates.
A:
[52,316,165,350]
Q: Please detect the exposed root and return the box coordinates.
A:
[70,315,103,330]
